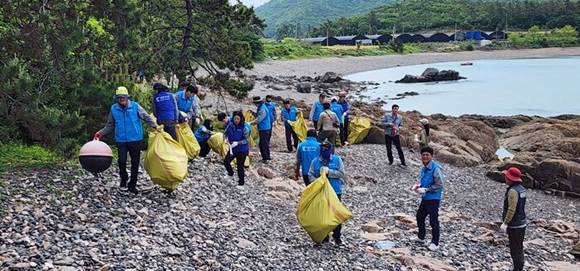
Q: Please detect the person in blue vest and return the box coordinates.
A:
[223,111,251,186]
[265,95,277,126]
[412,146,444,251]
[250,96,272,163]
[308,139,346,246]
[337,91,351,145]
[295,129,320,185]
[281,99,299,152]
[152,83,179,140]
[174,83,196,125]
[500,167,527,271]
[95,86,157,194]
[195,119,214,158]
[330,97,344,145]
[309,93,326,128]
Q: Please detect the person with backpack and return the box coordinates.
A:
[281,99,299,152]
[195,119,214,158]
[412,146,444,251]
[152,83,179,140]
[308,139,346,246]
[317,102,339,144]
[500,167,528,271]
[295,129,321,185]
[95,86,157,194]
[223,111,251,186]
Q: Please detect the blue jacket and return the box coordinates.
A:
[330,102,344,124]
[225,122,250,153]
[266,102,277,124]
[194,126,211,143]
[174,90,193,115]
[153,91,177,122]
[310,155,345,195]
[296,137,320,175]
[111,101,144,143]
[419,161,444,201]
[281,106,298,124]
[257,103,272,131]
[310,101,324,122]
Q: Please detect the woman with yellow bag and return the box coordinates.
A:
[223,111,251,186]
[308,139,346,246]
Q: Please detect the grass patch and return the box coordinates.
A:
[0,143,63,171]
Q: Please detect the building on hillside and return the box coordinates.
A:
[302,36,340,46]
[365,34,393,44]
[488,31,507,40]
[335,34,367,45]
[393,33,416,43]
[425,33,452,42]
[412,34,427,42]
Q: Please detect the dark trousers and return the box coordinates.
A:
[117,141,141,189]
[285,123,299,152]
[199,141,210,157]
[508,227,526,271]
[313,120,318,129]
[303,175,310,186]
[318,130,337,145]
[158,120,177,140]
[258,129,272,161]
[224,151,248,185]
[385,135,406,165]
[340,118,349,144]
[416,200,440,246]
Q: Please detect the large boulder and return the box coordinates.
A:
[421,68,440,78]
[296,82,312,93]
[364,126,386,145]
[317,72,343,83]
[396,68,465,83]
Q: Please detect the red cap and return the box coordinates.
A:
[502,167,522,182]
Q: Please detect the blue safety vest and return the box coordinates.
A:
[330,102,344,124]
[282,106,298,122]
[297,137,320,174]
[174,90,193,113]
[153,91,177,121]
[420,161,444,201]
[225,122,250,153]
[311,155,343,195]
[111,101,144,143]
[257,103,272,131]
[312,101,324,122]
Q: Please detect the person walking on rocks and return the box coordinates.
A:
[223,111,251,186]
[295,129,320,185]
[330,97,344,145]
[152,83,179,140]
[266,95,277,126]
[415,118,431,150]
[251,96,272,163]
[195,119,214,158]
[174,83,195,124]
[412,146,444,251]
[337,91,350,145]
[383,104,406,166]
[281,99,299,152]
[500,167,527,271]
[317,102,339,144]
[308,139,345,246]
[309,93,326,128]
[94,86,158,194]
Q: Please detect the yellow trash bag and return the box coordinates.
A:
[244,111,259,146]
[144,130,188,191]
[290,111,308,142]
[176,123,200,159]
[232,156,251,168]
[208,132,229,158]
[296,171,353,244]
[348,117,372,144]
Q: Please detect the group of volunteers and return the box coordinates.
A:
[94,83,528,271]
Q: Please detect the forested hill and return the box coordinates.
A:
[310,0,580,36]
[255,0,393,37]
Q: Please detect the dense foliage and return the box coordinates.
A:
[310,0,580,36]
[0,0,263,157]
[255,0,393,38]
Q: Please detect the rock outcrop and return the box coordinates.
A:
[395,68,466,83]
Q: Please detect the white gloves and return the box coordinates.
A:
[230,141,239,148]
[416,188,427,194]
[411,183,419,191]
[320,166,329,175]
[500,223,508,232]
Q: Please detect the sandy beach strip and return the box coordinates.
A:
[249,47,580,78]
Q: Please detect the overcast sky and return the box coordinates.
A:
[237,0,270,7]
